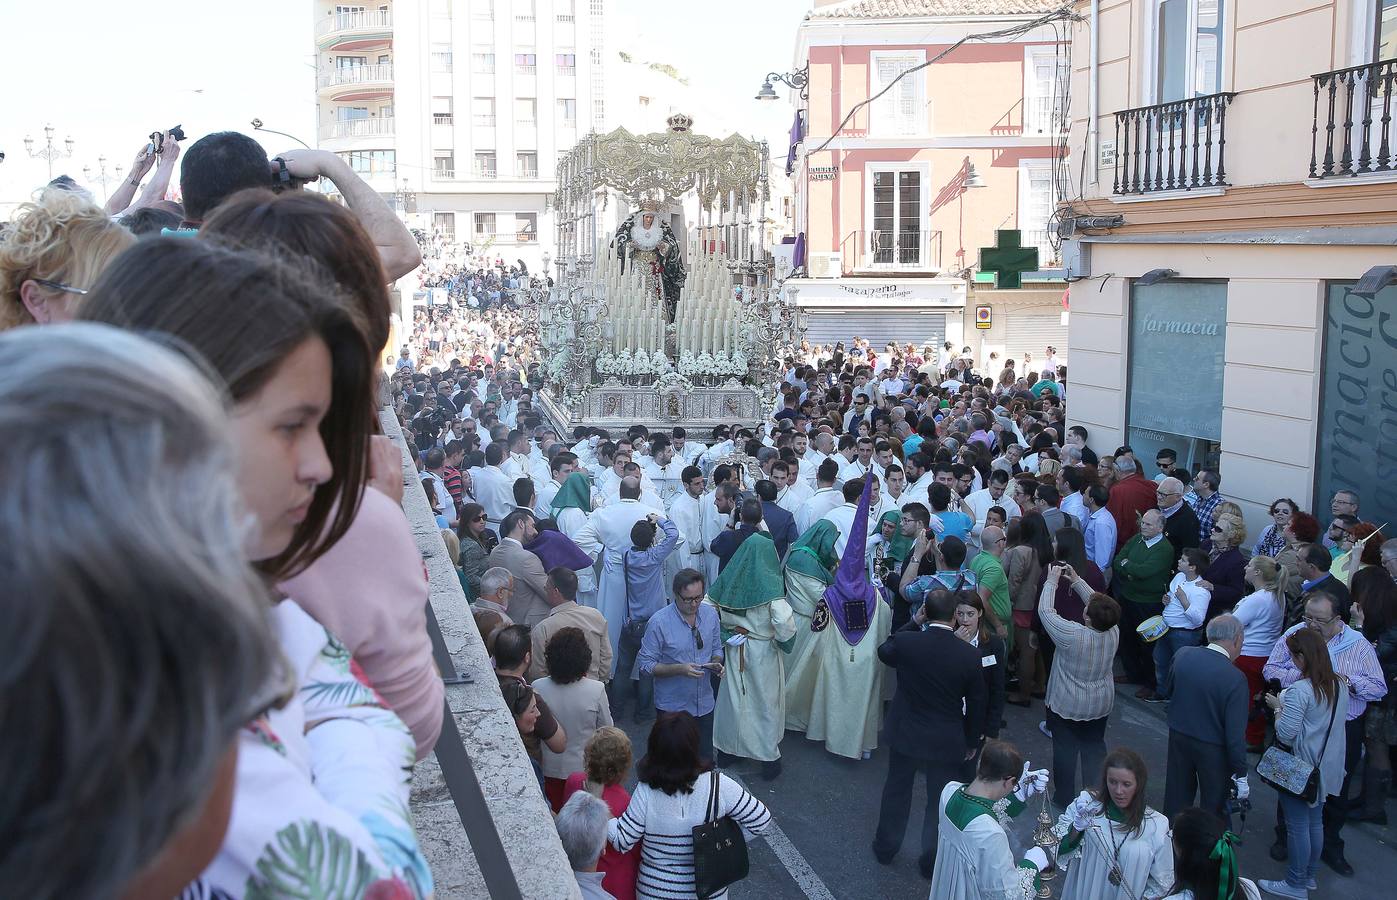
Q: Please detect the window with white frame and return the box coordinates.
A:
[1017,160,1059,267]
[432,96,453,125]
[474,151,497,177]
[1151,0,1225,102]
[557,98,578,125]
[516,151,537,177]
[866,164,926,268]
[473,50,496,73]
[1023,47,1068,135]
[870,51,926,137]
[515,97,537,125]
[433,152,455,178]
[433,212,456,239]
[472,97,495,126]
[1375,0,1397,61]
[474,212,497,236]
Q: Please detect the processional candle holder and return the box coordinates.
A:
[1031,788,1058,898]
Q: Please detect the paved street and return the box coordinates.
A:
[614,685,1396,899]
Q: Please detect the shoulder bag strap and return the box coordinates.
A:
[622,550,634,626]
[707,769,722,824]
[1315,681,1342,763]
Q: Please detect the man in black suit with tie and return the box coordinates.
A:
[1163,613,1250,819]
[754,479,799,559]
[873,581,989,879]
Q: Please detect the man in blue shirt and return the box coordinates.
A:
[639,569,724,760]
[928,483,973,543]
[608,513,679,723]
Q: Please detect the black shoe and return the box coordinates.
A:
[1269,840,1287,862]
[714,750,740,767]
[760,759,783,781]
[871,844,896,866]
[1321,851,1354,877]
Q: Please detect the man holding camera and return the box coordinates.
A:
[176,132,420,279]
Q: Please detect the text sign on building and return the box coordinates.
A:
[1126,282,1226,469]
[838,283,913,299]
[809,166,837,181]
[1315,283,1397,527]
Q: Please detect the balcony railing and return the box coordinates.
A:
[1112,91,1235,195]
[1311,57,1397,179]
[557,14,576,22]
[475,168,498,179]
[433,169,455,180]
[516,231,538,243]
[556,65,576,77]
[517,168,538,178]
[1020,228,1060,267]
[433,114,454,125]
[1024,95,1066,136]
[516,14,536,22]
[323,117,395,140]
[516,64,537,76]
[316,9,392,40]
[868,230,924,268]
[473,114,496,126]
[318,63,393,90]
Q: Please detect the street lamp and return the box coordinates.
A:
[755,65,810,102]
[250,118,311,150]
[23,124,75,181]
[82,156,125,204]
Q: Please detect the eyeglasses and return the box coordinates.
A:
[31,278,87,296]
[1156,490,1179,498]
[474,514,488,522]
[1303,613,1339,626]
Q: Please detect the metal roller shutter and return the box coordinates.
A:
[1004,313,1068,364]
[800,310,946,350]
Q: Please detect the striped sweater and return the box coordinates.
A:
[608,772,771,899]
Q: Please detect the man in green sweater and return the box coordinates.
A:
[1111,509,1175,699]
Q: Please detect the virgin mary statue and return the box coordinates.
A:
[613,198,686,324]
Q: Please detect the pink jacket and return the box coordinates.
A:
[281,487,444,759]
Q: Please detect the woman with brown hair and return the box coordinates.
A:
[199,189,444,759]
[1056,748,1174,900]
[82,238,433,897]
[1259,628,1350,899]
[1006,511,1054,706]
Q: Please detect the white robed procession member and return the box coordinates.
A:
[550,471,599,609]
[1052,748,1174,900]
[929,741,1051,900]
[786,474,891,759]
[710,531,797,780]
[573,477,656,674]
[781,519,840,732]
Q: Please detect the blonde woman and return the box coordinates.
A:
[1232,556,1289,749]
[0,187,134,330]
[1199,512,1249,612]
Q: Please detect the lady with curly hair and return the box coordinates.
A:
[563,727,641,900]
[1253,499,1299,558]
[1199,512,1249,614]
[534,627,613,811]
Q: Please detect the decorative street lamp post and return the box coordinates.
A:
[83,156,125,204]
[23,125,75,181]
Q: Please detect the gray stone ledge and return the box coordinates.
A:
[383,408,581,900]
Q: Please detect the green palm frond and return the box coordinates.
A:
[246,821,377,900]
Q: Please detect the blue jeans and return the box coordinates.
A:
[1279,792,1325,887]
[1153,626,1202,699]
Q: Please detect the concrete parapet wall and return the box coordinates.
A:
[383,408,581,900]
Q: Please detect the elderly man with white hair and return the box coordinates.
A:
[556,791,615,899]
[472,566,516,627]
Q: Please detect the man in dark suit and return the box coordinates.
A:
[709,498,764,574]
[873,584,988,879]
[1163,613,1250,819]
[1157,476,1201,563]
[754,479,799,559]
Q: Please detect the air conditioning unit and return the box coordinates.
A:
[808,252,842,279]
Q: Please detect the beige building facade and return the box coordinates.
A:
[1061,0,1397,540]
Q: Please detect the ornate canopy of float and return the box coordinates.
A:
[526,114,801,432]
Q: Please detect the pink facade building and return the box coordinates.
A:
[783,0,1069,357]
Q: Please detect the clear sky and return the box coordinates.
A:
[0,0,810,207]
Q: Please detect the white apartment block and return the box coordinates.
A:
[313,0,604,269]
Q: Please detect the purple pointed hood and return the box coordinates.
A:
[823,474,877,646]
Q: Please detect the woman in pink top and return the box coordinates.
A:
[563,727,640,900]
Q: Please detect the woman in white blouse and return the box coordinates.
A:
[609,712,771,899]
[1232,556,1289,750]
[533,627,612,812]
[1055,748,1174,900]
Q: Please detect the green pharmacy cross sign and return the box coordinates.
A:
[978,229,1040,289]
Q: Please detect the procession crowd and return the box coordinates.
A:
[1,122,1393,900]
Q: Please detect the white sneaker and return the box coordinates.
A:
[1258,878,1307,899]
[1038,720,1052,739]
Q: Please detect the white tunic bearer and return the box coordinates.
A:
[1053,802,1174,900]
[928,782,1043,900]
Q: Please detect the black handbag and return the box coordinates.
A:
[691,770,749,899]
[621,551,649,644]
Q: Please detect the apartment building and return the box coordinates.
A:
[313,0,604,268]
[783,0,1069,357]
[1060,0,1397,539]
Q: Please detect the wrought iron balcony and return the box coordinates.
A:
[1311,57,1397,179]
[1112,91,1235,195]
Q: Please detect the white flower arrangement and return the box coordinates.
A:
[655,371,692,392]
[546,349,571,382]
[615,349,634,377]
[595,352,616,376]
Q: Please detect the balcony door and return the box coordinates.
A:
[866,164,926,269]
[1152,0,1226,103]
